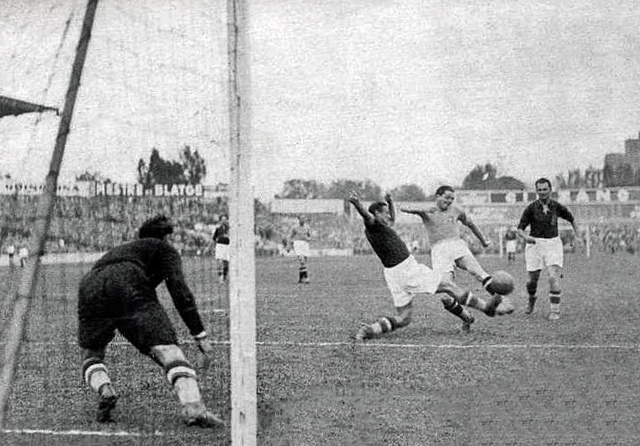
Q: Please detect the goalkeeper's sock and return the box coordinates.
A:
[165,361,201,405]
[82,359,112,394]
[174,377,202,405]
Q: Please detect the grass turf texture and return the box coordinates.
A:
[1,252,640,445]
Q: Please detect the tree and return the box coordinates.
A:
[388,184,427,201]
[461,163,525,190]
[462,163,498,189]
[75,170,111,183]
[180,145,207,185]
[603,163,615,187]
[325,179,382,201]
[614,163,635,187]
[137,147,204,188]
[275,179,326,199]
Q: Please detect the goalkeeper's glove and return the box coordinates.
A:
[194,331,213,354]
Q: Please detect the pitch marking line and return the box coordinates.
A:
[26,340,640,350]
[1,427,165,437]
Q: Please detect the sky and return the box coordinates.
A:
[2,0,640,200]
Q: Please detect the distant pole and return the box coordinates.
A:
[0,0,100,426]
[585,224,591,258]
[227,0,257,444]
[498,227,504,258]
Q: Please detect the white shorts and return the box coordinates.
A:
[524,237,563,271]
[215,243,230,261]
[293,240,311,257]
[430,239,473,275]
[383,255,442,308]
[505,240,517,253]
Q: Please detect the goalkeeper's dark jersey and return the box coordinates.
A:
[518,199,574,239]
[364,219,410,268]
[89,238,204,335]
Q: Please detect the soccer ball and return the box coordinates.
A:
[490,270,515,295]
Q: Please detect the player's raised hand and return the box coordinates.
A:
[482,240,492,249]
[384,193,392,203]
[348,191,362,204]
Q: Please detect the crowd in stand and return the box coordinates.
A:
[2,195,640,258]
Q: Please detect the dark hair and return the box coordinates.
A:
[435,185,455,197]
[368,201,388,215]
[535,177,552,189]
[139,215,174,240]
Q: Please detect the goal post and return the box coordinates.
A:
[0,0,100,426]
[227,0,257,444]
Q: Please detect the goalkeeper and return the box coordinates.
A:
[77,215,224,428]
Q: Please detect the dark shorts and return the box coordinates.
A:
[77,263,178,353]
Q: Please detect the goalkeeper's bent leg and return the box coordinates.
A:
[81,348,112,395]
[150,345,203,405]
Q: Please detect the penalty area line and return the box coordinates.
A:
[1,427,166,437]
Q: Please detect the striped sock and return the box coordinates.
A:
[550,291,561,314]
[370,316,400,335]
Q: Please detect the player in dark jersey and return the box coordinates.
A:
[348,192,503,340]
[77,215,224,428]
[517,178,580,320]
[213,215,230,283]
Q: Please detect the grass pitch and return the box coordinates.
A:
[1,252,640,445]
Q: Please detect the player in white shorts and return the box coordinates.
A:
[401,185,514,325]
[348,191,504,341]
[517,178,580,320]
[289,216,312,284]
[213,215,230,283]
[504,227,518,262]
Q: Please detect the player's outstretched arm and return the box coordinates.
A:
[348,191,374,224]
[385,193,396,224]
[459,211,490,247]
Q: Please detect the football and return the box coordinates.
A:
[490,270,515,295]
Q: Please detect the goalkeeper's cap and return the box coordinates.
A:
[139,215,174,240]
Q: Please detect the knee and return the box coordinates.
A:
[149,344,188,366]
[548,275,561,290]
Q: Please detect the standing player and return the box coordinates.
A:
[6,243,15,268]
[517,178,580,320]
[504,226,518,262]
[401,185,513,321]
[289,215,312,284]
[349,192,503,341]
[213,215,230,283]
[77,215,224,428]
[18,244,29,268]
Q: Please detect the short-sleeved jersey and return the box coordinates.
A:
[89,238,204,335]
[213,224,230,245]
[518,199,574,239]
[290,224,311,241]
[422,206,464,245]
[364,219,410,268]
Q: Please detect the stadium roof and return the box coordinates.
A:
[0,95,58,118]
